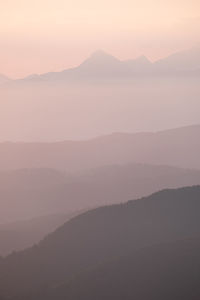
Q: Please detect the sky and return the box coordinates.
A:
[0,0,200,78]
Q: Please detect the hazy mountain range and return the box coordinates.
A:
[27,47,200,81]
[0,124,199,171]
[0,186,200,299]
[1,162,200,254]
[0,48,199,142]
[0,46,199,300]
[1,162,200,221]
[0,213,71,256]
[1,47,200,83]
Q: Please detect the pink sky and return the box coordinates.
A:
[0,0,200,78]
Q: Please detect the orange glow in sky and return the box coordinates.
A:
[0,0,200,77]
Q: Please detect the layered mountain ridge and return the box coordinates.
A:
[0,186,200,298]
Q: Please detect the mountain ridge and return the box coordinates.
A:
[0,124,199,171]
[2,47,200,83]
[0,162,200,237]
[0,186,200,298]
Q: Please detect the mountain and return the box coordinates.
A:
[0,125,199,172]
[77,50,123,74]
[23,237,200,300]
[155,47,200,72]
[0,163,200,224]
[22,50,152,82]
[1,67,199,143]
[15,47,200,83]
[75,51,152,77]
[0,186,200,298]
[0,212,78,256]
[123,55,152,74]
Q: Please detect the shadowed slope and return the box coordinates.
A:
[0,213,77,256]
[24,238,200,300]
[0,186,200,297]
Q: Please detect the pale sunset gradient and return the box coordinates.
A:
[0,0,200,77]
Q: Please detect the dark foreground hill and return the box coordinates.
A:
[24,238,200,300]
[0,186,200,298]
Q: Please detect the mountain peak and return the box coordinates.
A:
[79,50,120,68]
[136,55,151,63]
[89,49,117,59]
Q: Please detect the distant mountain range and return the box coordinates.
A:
[0,186,200,299]
[0,46,199,300]
[0,124,199,172]
[154,47,200,71]
[0,51,199,142]
[0,213,72,256]
[0,163,200,252]
[1,47,200,83]
[18,47,200,81]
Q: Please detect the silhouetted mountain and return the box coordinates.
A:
[0,163,200,224]
[26,237,200,300]
[0,186,200,298]
[0,125,199,172]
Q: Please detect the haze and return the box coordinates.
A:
[1,0,200,77]
[0,2,200,299]
[0,78,199,141]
